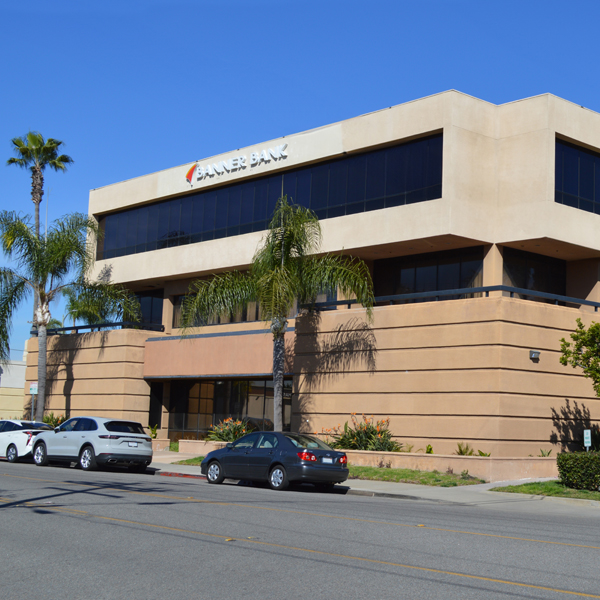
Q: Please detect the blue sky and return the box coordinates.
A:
[2,0,600,359]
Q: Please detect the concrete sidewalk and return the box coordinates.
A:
[148,450,600,508]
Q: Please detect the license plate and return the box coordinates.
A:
[128,442,138,448]
[322,457,333,464]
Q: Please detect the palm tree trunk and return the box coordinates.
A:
[272,331,285,432]
[36,322,47,422]
[31,166,44,329]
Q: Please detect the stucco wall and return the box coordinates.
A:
[292,297,600,457]
[25,329,162,424]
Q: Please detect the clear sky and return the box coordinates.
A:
[2,0,599,359]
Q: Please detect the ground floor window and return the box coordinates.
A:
[168,378,292,440]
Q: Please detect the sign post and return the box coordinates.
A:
[29,382,38,421]
[583,429,592,452]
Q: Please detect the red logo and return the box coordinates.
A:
[185,164,197,184]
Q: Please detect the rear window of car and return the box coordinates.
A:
[19,422,52,430]
[284,434,332,450]
[104,421,145,434]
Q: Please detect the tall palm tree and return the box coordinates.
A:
[0,211,140,420]
[180,196,374,431]
[7,132,74,238]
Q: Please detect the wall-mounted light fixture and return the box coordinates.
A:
[529,350,541,361]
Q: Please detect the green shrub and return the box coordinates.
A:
[149,424,159,439]
[325,414,402,452]
[206,418,254,442]
[557,451,600,491]
[43,412,66,428]
[425,444,434,454]
[454,442,474,456]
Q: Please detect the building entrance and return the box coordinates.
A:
[168,378,292,441]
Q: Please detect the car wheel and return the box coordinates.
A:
[33,443,48,466]
[6,444,18,463]
[268,465,289,491]
[206,461,224,484]
[79,446,97,471]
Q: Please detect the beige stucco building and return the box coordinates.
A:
[26,90,600,456]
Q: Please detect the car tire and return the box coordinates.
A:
[79,446,98,471]
[33,442,48,466]
[6,444,18,463]
[268,465,289,491]
[206,460,224,484]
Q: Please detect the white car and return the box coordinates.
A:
[0,420,52,462]
[32,416,153,473]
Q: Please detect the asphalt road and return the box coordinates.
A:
[1,461,599,600]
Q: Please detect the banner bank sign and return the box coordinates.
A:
[185,144,288,184]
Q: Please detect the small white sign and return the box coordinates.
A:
[29,382,38,395]
[583,429,592,448]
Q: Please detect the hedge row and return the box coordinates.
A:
[556,452,600,491]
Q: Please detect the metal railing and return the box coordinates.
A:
[302,285,600,312]
[30,321,165,336]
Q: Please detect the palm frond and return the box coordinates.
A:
[302,254,374,319]
[180,271,257,333]
[0,268,30,364]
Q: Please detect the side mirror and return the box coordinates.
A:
[54,427,60,433]
[226,443,233,449]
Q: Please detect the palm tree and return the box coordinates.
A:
[180,196,374,431]
[0,211,140,420]
[7,132,74,238]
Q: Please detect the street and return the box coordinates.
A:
[1,461,599,600]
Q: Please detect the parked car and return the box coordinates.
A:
[0,420,52,462]
[31,416,153,472]
[200,432,348,490]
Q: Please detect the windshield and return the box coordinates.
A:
[284,434,332,450]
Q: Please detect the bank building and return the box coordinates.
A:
[27,90,600,456]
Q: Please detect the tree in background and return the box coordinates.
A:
[560,318,600,397]
[0,211,140,420]
[7,132,73,239]
[180,196,374,431]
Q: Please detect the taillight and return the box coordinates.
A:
[297,451,317,462]
[98,435,120,439]
[339,455,347,465]
[143,437,152,442]
[23,431,33,446]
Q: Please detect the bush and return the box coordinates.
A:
[43,412,66,428]
[557,451,600,491]
[325,414,402,452]
[206,418,253,442]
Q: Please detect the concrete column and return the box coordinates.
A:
[162,296,174,334]
[483,244,504,297]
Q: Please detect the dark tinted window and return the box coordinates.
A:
[555,139,600,214]
[97,134,443,259]
[104,421,146,434]
[135,290,164,325]
[503,247,566,300]
[374,247,483,301]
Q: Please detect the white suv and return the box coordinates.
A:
[32,416,153,473]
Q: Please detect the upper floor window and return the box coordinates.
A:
[97,133,443,260]
[555,139,600,214]
[373,247,483,302]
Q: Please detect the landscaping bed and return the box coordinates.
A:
[490,480,600,501]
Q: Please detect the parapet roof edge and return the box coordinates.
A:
[89,90,594,193]
[88,90,475,194]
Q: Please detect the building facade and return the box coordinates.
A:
[26,90,600,455]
